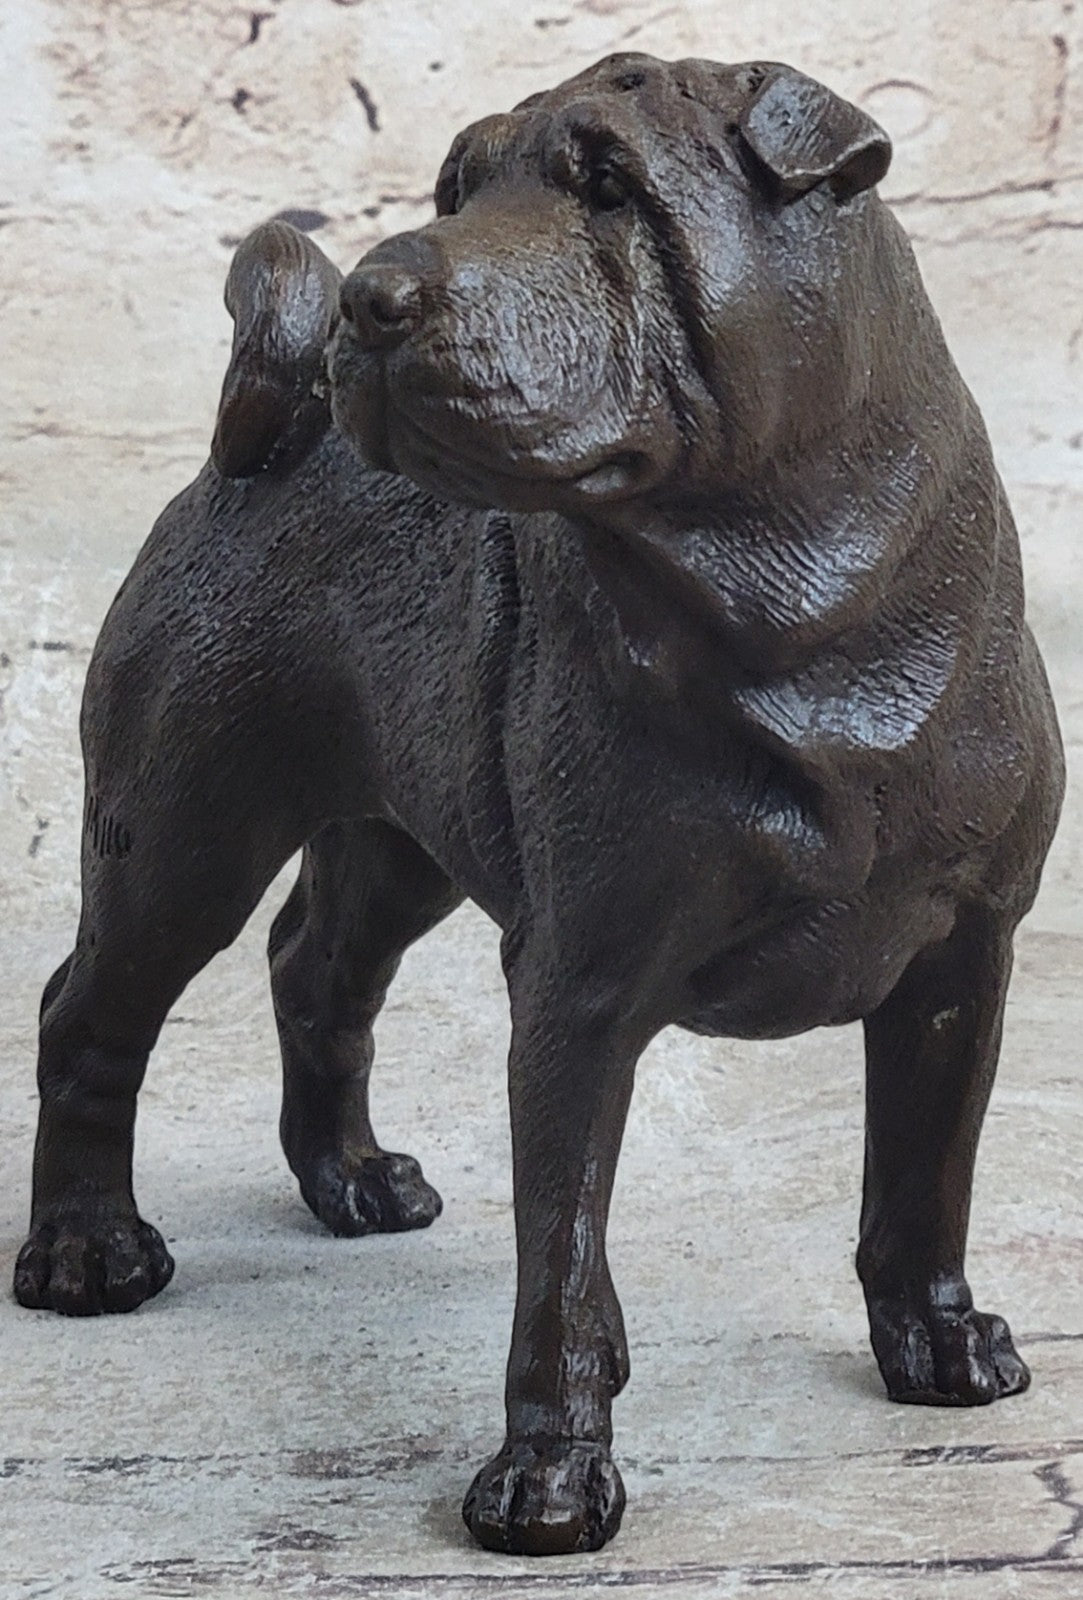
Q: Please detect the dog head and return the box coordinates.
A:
[330,54,893,515]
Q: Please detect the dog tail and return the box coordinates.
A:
[211,221,342,478]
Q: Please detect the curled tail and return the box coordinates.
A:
[211,221,343,478]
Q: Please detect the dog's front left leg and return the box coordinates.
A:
[463,941,648,1556]
[858,904,1030,1405]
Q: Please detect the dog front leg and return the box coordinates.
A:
[857,904,1030,1404]
[463,944,646,1556]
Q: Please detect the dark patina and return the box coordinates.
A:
[15,55,1064,1556]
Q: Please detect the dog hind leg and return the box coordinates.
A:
[14,810,298,1316]
[857,904,1030,1404]
[270,817,463,1237]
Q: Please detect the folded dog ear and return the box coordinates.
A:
[434,129,472,217]
[738,66,891,203]
[212,221,342,478]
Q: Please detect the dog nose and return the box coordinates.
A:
[339,263,424,349]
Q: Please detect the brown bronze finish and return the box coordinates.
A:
[15,55,1064,1557]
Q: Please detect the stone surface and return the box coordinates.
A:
[0,1,1080,1595]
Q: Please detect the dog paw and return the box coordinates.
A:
[299,1151,443,1238]
[462,1438,625,1555]
[13,1207,174,1316]
[868,1294,1030,1406]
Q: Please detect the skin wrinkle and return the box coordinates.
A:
[431,86,767,492]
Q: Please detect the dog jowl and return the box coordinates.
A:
[15,55,1064,1556]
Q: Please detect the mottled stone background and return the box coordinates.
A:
[1,4,1081,1595]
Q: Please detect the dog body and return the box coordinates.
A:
[16,54,1063,1556]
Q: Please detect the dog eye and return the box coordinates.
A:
[589,166,630,212]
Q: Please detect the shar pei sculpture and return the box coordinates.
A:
[15,54,1064,1555]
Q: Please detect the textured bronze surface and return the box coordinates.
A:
[15,54,1064,1557]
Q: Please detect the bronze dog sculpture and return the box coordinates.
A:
[15,54,1064,1555]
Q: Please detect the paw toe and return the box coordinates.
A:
[13,1213,174,1316]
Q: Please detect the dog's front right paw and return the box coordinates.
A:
[14,1204,174,1316]
[462,1437,625,1555]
